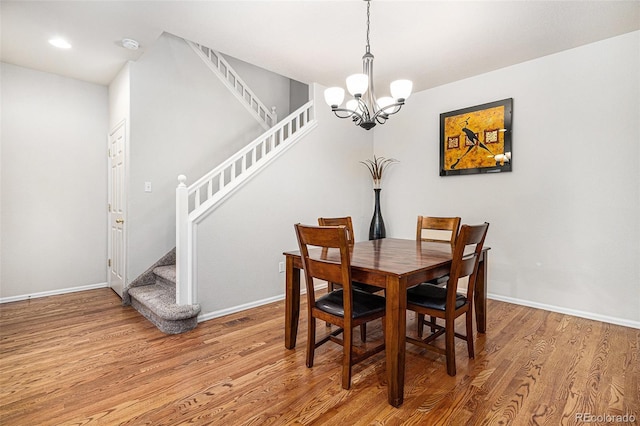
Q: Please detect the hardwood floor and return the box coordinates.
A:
[1,288,638,425]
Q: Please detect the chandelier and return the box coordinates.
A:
[324,0,413,130]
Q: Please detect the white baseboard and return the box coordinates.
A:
[488,292,640,330]
[0,282,109,304]
[8,282,634,331]
[197,282,324,323]
[199,286,640,330]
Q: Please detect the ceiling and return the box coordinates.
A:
[2,1,639,94]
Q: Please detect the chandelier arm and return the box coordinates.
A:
[332,107,365,122]
[357,97,373,121]
[375,113,388,125]
[371,101,405,122]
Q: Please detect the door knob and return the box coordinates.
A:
[116,219,124,224]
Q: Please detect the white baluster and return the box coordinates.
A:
[194,187,201,208]
[251,145,256,167]
[271,106,277,126]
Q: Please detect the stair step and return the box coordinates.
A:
[153,265,176,283]
[128,264,200,334]
[154,265,176,289]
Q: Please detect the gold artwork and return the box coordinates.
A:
[443,105,504,171]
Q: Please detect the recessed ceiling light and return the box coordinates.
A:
[49,38,72,49]
[121,38,139,50]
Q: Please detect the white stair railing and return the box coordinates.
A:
[187,40,277,130]
[175,100,317,305]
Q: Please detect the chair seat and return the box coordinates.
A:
[407,283,466,311]
[353,282,382,293]
[426,275,449,285]
[316,289,386,318]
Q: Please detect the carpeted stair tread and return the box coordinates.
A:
[153,265,176,284]
[128,284,200,321]
[125,251,199,334]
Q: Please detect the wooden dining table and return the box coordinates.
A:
[283,237,489,407]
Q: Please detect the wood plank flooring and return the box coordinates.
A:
[1,288,638,425]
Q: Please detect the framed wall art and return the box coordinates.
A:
[440,98,512,176]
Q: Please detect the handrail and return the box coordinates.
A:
[186,40,277,130]
[175,100,316,305]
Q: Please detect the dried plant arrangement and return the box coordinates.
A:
[360,155,399,188]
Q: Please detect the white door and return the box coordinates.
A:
[108,121,127,297]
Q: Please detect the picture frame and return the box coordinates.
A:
[440,98,512,176]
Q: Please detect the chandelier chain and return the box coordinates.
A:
[366,0,370,50]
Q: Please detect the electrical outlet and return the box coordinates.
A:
[144,182,152,192]
[278,262,285,273]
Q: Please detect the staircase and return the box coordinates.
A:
[187,40,277,130]
[125,248,201,334]
[175,100,317,306]
[128,263,201,334]
[126,38,316,333]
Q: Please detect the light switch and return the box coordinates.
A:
[144,182,152,192]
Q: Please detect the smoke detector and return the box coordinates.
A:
[121,38,139,50]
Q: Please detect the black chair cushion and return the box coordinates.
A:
[407,283,467,311]
[425,275,449,285]
[353,282,383,293]
[316,289,385,319]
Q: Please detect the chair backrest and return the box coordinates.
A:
[295,223,354,315]
[446,222,490,307]
[318,216,355,245]
[416,216,461,245]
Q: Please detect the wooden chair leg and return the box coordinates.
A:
[466,309,475,359]
[430,315,437,333]
[445,317,456,376]
[360,323,367,342]
[342,325,353,390]
[306,317,316,368]
[417,313,425,337]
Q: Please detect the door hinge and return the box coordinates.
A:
[108,259,112,267]
[108,203,111,212]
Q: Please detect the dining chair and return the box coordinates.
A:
[415,216,462,331]
[318,217,355,297]
[318,216,382,341]
[406,222,489,376]
[295,223,386,390]
[318,217,381,295]
[416,215,461,246]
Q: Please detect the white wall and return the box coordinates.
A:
[0,62,108,299]
[290,79,310,112]
[127,33,266,281]
[109,62,131,131]
[195,84,374,316]
[374,31,640,327]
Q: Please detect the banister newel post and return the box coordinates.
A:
[176,175,189,305]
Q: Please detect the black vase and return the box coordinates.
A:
[369,188,386,240]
